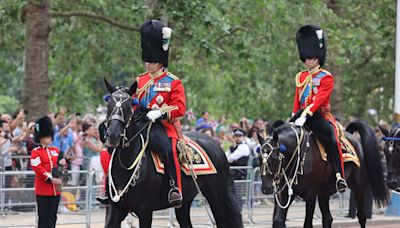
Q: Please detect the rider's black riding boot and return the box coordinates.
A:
[331,145,347,193]
[165,152,183,208]
[96,196,110,205]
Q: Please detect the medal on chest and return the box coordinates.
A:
[154,81,171,92]
[313,86,318,95]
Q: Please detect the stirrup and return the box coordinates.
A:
[168,187,183,208]
[336,177,348,193]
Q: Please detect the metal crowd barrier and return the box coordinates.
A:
[0,165,355,227]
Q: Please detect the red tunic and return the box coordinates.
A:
[30,146,61,196]
[134,70,186,138]
[292,68,334,122]
[100,148,111,176]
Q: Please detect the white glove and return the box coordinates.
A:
[294,116,307,127]
[146,110,163,122]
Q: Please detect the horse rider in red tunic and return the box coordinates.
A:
[133,19,186,207]
[291,25,347,193]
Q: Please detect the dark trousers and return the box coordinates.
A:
[291,110,343,176]
[36,195,60,228]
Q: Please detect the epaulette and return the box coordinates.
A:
[167,72,179,80]
[32,146,41,151]
[295,71,308,87]
[137,72,147,78]
[320,69,332,76]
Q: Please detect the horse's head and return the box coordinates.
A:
[257,122,296,195]
[381,125,400,191]
[104,79,137,147]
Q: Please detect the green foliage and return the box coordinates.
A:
[0,0,396,123]
[0,95,20,114]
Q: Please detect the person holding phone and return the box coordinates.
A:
[30,116,66,228]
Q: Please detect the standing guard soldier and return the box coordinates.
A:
[30,116,66,228]
[291,24,347,193]
[133,19,186,208]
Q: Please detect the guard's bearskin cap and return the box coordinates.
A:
[140,19,172,67]
[34,116,54,143]
[296,24,326,66]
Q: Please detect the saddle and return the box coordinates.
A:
[315,123,360,167]
[151,136,218,176]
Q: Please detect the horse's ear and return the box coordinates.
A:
[127,81,137,96]
[272,130,278,142]
[257,133,265,146]
[104,78,116,93]
[379,125,389,137]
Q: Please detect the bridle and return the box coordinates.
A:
[259,137,284,177]
[259,124,305,209]
[382,127,400,154]
[106,88,153,203]
[105,88,150,149]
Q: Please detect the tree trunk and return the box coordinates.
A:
[23,0,51,121]
[330,66,344,119]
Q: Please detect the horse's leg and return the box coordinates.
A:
[318,194,333,228]
[273,193,294,228]
[137,210,153,228]
[304,194,316,228]
[202,187,229,228]
[105,205,128,228]
[175,200,194,228]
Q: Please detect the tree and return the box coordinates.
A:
[23,0,51,121]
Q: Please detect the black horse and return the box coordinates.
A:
[380,124,400,191]
[257,120,388,228]
[103,80,243,228]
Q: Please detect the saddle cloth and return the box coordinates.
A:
[151,136,217,176]
[316,134,360,167]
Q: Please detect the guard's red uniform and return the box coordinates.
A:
[30,146,61,196]
[134,69,186,191]
[292,67,344,174]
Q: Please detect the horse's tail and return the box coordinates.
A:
[346,120,389,207]
[224,175,244,228]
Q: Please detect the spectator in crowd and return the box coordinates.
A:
[68,118,84,187]
[0,120,18,205]
[253,117,268,138]
[195,111,211,131]
[31,116,65,228]
[81,123,102,184]
[225,128,250,209]
[226,129,250,176]
[246,127,260,152]
[216,126,232,152]
[25,122,37,188]
[51,121,74,170]
[239,117,251,133]
[201,127,215,138]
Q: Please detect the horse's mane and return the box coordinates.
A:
[133,107,149,122]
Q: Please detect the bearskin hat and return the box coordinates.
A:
[296,25,326,66]
[140,19,172,67]
[34,116,54,143]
